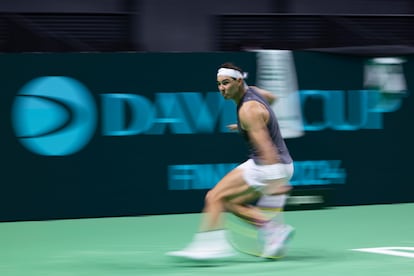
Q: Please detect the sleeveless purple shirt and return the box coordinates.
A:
[237,87,293,164]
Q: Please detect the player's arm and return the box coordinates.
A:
[239,101,280,165]
[249,86,277,104]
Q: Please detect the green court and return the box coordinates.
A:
[1,203,413,276]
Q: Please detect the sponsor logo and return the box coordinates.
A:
[11,77,97,156]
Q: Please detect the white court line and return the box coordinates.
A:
[352,247,414,258]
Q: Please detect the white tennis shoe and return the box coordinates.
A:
[167,230,236,260]
[259,222,295,258]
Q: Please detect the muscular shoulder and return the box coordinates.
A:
[238,101,269,130]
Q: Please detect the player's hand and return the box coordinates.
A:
[226,124,238,131]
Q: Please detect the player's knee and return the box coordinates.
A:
[205,190,223,205]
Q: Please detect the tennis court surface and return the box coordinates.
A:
[1,203,413,276]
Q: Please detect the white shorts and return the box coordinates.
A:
[237,159,294,190]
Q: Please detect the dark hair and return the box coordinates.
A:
[219,62,244,75]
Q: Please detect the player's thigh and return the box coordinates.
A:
[208,167,252,201]
[225,186,261,205]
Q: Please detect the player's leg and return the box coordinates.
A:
[256,163,295,258]
[167,166,258,260]
[224,160,295,258]
[167,161,295,260]
[223,186,293,258]
[217,161,293,258]
[220,160,295,259]
[224,190,266,227]
[228,160,292,226]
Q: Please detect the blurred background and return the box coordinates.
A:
[1,0,414,54]
[1,0,413,222]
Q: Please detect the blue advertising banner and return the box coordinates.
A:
[0,52,412,221]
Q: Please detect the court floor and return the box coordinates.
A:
[0,203,413,276]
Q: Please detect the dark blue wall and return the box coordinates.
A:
[1,52,412,221]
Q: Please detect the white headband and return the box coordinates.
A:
[217,68,248,79]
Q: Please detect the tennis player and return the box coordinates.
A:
[167,62,294,260]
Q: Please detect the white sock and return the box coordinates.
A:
[194,229,228,243]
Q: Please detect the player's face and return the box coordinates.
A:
[217,76,241,99]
